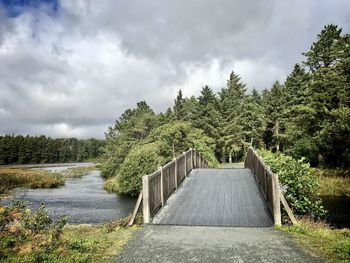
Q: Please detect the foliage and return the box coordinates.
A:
[281,218,350,263]
[259,149,325,218]
[0,135,104,165]
[115,142,165,196]
[144,121,219,166]
[0,202,139,263]
[103,120,218,196]
[313,168,350,196]
[0,201,67,262]
[100,101,156,178]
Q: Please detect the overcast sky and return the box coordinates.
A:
[0,0,349,139]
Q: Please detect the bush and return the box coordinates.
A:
[115,142,165,196]
[0,201,67,261]
[259,149,325,218]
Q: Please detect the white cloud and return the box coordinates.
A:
[0,0,349,138]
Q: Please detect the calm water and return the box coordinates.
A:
[321,195,350,229]
[1,164,136,224]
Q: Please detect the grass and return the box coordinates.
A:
[313,168,350,196]
[281,218,350,263]
[0,165,96,196]
[0,168,64,195]
[219,162,244,168]
[62,220,140,263]
[0,201,141,262]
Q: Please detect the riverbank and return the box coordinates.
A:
[0,202,141,262]
[0,165,95,197]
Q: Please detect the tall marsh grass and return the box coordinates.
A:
[0,168,64,194]
[0,165,96,195]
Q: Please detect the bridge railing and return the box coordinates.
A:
[244,147,282,226]
[142,148,209,223]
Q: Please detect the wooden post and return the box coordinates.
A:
[190,148,193,170]
[193,148,196,168]
[174,157,178,189]
[183,152,187,176]
[160,166,164,206]
[142,175,150,224]
[272,173,281,226]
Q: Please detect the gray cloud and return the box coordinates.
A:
[0,0,349,138]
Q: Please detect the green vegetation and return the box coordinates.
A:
[314,169,350,196]
[101,24,350,199]
[0,166,95,195]
[0,201,139,263]
[259,150,325,218]
[0,135,104,165]
[281,218,350,263]
[0,168,64,195]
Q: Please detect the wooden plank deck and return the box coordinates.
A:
[153,168,273,227]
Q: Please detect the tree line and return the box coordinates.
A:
[100,24,349,196]
[0,135,104,165]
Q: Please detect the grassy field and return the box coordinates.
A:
[313,168,350,196]
[0,166,96,196]
[281,218,350,263]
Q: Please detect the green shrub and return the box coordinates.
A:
[259,149,325,218]
[115,142,165,196]
[0,201,67,262]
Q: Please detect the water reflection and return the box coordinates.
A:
[1,164,136,224]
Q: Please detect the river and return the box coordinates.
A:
[1,164,136,224]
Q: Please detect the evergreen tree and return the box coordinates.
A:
[263,81,286,152]
[218,71,247,162]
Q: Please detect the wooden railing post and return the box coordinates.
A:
[272,173,281,226]
[183,152,187,176]
[193,148,196,168]
[160,166,164,207]
[142,175,150,224]
[190,148,193,170]
[174,157,178,189]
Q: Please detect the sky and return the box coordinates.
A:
[0,0,349,139]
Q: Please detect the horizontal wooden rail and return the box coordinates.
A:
[244,147,297,226]
[142,148,209,223]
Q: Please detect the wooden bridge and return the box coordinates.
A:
[129,147,296,227]
[120,149,316,263]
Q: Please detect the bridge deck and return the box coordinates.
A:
[153,168,273,227]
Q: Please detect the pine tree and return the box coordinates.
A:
[218,71,247,162]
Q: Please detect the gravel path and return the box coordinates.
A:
[115,225,323,263]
